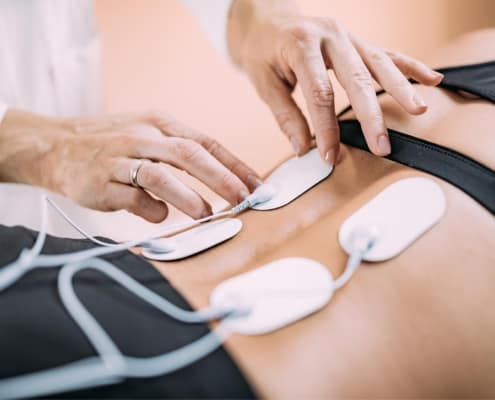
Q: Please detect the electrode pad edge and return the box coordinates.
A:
[210,257,334,335]
[142,218,243,261]
[339,177,446,262]
[252,148,333,211]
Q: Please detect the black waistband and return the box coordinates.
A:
[339,119,495,216]
[0,226,254,398]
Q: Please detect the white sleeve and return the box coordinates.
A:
[182,0,233,59]
[0,102,8,124]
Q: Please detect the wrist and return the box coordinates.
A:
[227,0,299,67]
[0,109,72,189]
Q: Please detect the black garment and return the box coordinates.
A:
[0,225,254,398]
[436,60,495,103]
[337,60,495,216]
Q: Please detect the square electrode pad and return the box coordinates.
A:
[142,218,242,261]
[210,257,334,335]
[339,177,446,262]
[252,148,333,210]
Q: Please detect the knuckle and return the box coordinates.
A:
[137,166,160,188]
[120,133,139,148]
[202,136,221,155]
[143,110,173,126]
[218,171,240,194]
[390,77,411,92]
[173,138,203,163]
[311,81,335,107]
[350,69,374,92]
[319,17,340,33]
[368,49,387,65]
[384,49,399,60]
[274,109,296,133]
[367,112,386,131]
[287,22,314,45]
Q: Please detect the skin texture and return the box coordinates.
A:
[228,0,443,163]
[0,111,260,222]
[146,29,495,397]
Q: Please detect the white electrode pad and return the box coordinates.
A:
[339,177,446,262]
[210,257,334,335]
[252,148,333,210]
[142,218,243,261]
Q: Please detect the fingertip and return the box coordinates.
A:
[323,146,339,166]
[197,198,213,219]
[143,200,169,223]
[239,188,250,203]
[406,92,428,115]
[431,71,444,85]
[298,139,313,156]
[375,133,391,156]
[200,206,213,219]
[290,136,301,155]
[246,173,263,192]
[410,104,428,115]
[420,71,444,87]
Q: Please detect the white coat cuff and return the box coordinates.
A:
[0,102,8,124]
[183,0,233,60]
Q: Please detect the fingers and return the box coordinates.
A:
[145,114,262,192]
[289,43,340,164]
[123,136,250,206]
[111,158,212,219]
[354,43,428,116]
[249,67,312,156]
[386,50,444,86]
[322,32,390,156]
[101,182,169,223]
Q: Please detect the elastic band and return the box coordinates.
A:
[339,120,495,216]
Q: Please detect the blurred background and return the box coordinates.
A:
[95,0,495,177]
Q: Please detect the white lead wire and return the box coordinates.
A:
[46,196,234,249]
[0,196,235,292]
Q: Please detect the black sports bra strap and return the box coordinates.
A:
[339,119,495,216]
[337,60,495,118]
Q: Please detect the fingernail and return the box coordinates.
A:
[412,92,427,108]
[246,173,263,190]
[377,134,391,156]
[433,71,444,80]
[324,149,337,165]
[290,137,300,155]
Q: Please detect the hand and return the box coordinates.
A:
[0,109,261,222]
[228,0,444,163]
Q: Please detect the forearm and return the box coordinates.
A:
[227,0,299,66]
[0,109,70,188]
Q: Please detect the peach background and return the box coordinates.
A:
[94,0,495,177]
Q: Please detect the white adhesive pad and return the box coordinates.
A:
[339,177,446,262]
[252,148,333,210]
[210,257,334,335]
[142,218,242,261]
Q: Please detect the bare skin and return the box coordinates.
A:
[145,29,495,397]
